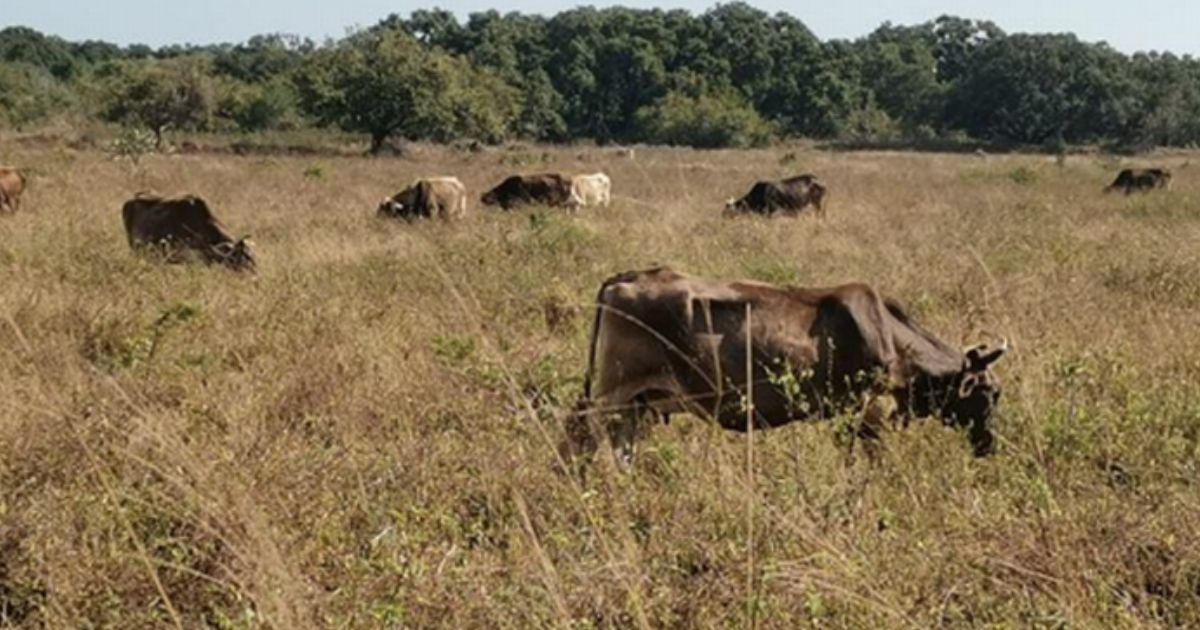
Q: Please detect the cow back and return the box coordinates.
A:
[123,195,233,252]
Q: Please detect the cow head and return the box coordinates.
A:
[377,197,406,218]
[946,339,1008,456]
[723,198,743,215]
[480,189,499,207]
[213,238,256,272]
[894,338,1007,456]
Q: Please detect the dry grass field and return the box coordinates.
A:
[2,138,1200,628]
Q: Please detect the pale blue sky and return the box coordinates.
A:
[4,1,1197,55]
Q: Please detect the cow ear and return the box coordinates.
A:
[965,338,1009,372]
[958,372,980,398]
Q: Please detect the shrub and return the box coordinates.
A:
[0,61,74,128]
[635,88,772,149]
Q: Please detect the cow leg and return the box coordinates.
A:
[558,398,602,472]
[968,416,995,457]
[607,396,654,470]
[847,394,891,464]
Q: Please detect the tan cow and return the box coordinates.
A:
[0,167,27,213]
[378,176,467,220]
[569,172,611,209]
[563,268,1008,467]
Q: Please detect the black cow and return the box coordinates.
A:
[481,173,574,210]
[726,174,827,217]
[1106,168,1171,194]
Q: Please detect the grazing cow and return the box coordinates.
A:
[562,268,1007,467]
[122,193,255,272]
[569,172,612,209]
[1106,168,1171,194]
[0,167,27,213]
[480,173,574,210]
[726,174,827,217]
[378,176,467,220]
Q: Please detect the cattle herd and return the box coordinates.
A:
[0,159,1177,466]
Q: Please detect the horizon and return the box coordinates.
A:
[2,1,1198,56]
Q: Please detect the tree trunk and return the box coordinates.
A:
[369,131,388,155]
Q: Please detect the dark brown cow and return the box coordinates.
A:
[562,268,1007,467]
[0,167,27,213]
[726,174,827,217]
[480,173,574,210]
[378,176,467,220]
[122,193,255,272]
[1106,168,1172,194]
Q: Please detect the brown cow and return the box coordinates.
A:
[481,173,574,210]
[562,268,1007,468]
[1106,168,1171,194]
[0,167,27,213]
[122,193,255,272]
[726,174,827,217]
[378,176,467,220]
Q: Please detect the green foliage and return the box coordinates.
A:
[947,34,1136,144]
[296,28,518,151]
[0,61,75,127]
[636,88,772,148]
[0,26,78,79]
[217,77,301,131]
[97,57,217,146]
[6,11,1200,148]
[213,34,312,82]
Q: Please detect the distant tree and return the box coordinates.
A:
[543,7,674,142]
[0,61,75,127]
[97,57,216,147]
[462,11,566,140]
[216,77,300,131]
[392,8,467,51]
[855,23,944,134]
[213,34,312,82]
[0,27,77,79]
[295,28,519,152]
[71,40,123,65]
[1123,53,1200,147]
[930,16,1004,83]
[946,34,1135,144]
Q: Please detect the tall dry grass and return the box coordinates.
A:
[1,139,1199,628]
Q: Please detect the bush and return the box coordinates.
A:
[0,61,74,128]
[217,77,302,132]
[635,88,772,148]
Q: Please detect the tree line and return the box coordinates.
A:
[2,4,1199,151]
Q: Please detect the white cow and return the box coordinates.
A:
[568,172,611,209]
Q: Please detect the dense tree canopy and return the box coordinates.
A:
[2,6,1199,149]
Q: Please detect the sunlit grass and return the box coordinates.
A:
[1,141,1198,627]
